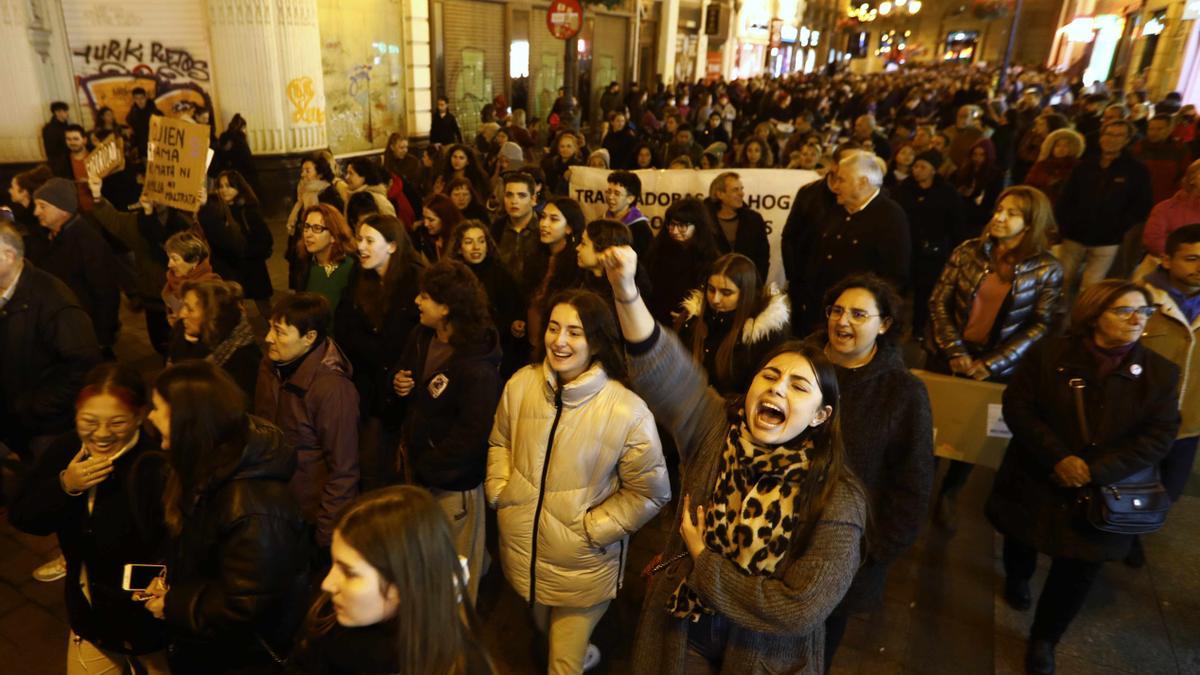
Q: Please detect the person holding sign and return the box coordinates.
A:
[926,185,1063,532]
[985,280,1179,675]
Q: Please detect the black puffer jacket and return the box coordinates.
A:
[393,326,502,491]
[674,288,790,396]
[703,199,771,279]
[9,431,168,655]
[987,336,1180,562]
[163,417,310,673]
[927,236,1063,379]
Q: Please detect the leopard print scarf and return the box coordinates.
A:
[668,421,811,621]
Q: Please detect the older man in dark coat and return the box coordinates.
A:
[32,178,121,354]
[0,220,101,460]
[799,153,911,333]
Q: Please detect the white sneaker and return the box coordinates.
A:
[33,554,67,583]
[582,644,601,672]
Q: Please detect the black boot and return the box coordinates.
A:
[1124,536,1146,569]
[1025,639,1056,674]
[1004,577,1032,611]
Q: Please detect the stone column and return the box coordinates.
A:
[402,0,434,136]
[207,0,327,155]
[0,0,54,162]
[657,0,680,84]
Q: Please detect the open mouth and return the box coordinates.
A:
[833,327,854,341]
[549,348,573,361]
[754,400,787,428]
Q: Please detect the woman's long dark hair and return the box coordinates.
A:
[353,214,422,330]
[737,341,865,567]
[679,253,764,386]
[538,290,627,383]
[422,193,463,257]
[153,361,249,535]
[217,170,260,208]
[541,197,587,295]
[301,486,490,675]
[419,259,494,349]
[438,144,489,196]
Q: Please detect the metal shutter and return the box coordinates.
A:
[443,0,506,141]
[529,4,565,125]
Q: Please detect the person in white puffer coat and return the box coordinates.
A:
[487,288,670,675]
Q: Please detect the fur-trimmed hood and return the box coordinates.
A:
[679,285,791,346]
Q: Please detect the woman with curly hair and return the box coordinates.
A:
[435,144,490,201]
[390,259,501,604]
[736,137,774,169]
[293,203,359,316]
[166,278,261,399]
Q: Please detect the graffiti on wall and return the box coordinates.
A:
[322,42,403,153]
[287,77,326,125]
[71,38,213,127]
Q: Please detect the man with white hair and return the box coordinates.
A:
[797,152,911,331]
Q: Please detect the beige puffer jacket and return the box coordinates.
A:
[487,360,670,608]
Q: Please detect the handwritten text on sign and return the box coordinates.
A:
[85,135,125,179]
[143,116,209,211]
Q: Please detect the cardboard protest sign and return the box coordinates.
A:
[913,369,1010,469]
[569,167,819,288]
[85,135,125,179]
[143,116,210,211]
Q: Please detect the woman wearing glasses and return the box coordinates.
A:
[809,273,934,668]
[10,363,171,674]
[986,280,1180,674]
[292,204,359,317]
[926,185,1064,531]
[645,198,721,326]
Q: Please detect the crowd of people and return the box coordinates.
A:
[1,61,1198,675]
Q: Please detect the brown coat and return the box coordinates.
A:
[254,338,360,546]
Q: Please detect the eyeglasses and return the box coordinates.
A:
[77,417,136,435]
[302,223,328,234]
[1106,305,1158,320]
[667,221,694,231]
[826,305,881,324]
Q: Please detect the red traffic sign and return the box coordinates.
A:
[547,0,583,40]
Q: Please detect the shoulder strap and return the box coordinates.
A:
[1068,377,1091,446]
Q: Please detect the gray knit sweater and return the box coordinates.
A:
[627,326,867,675]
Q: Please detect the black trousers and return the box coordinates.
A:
[1162,436,1199,502]
[1003,537,1103,644]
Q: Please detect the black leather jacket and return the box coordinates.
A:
[163,417,310,673]
[927,236,1064,378]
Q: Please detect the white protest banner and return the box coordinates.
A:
[143,116,211,211]
[85,134,125,179]
[568,167,820,288]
